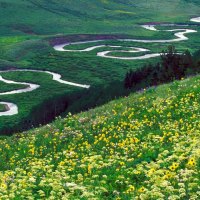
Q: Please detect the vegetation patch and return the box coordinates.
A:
[0,0,200,135]
[0,104,6,112]
[124,46,197,89]
[0,75,199,199]
[0,81,27,93]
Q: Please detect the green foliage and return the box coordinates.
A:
[0,104,5,112]
[0,75,199,199]
[124,46,197,89]
[0,0,200,135]
[0,0,200,36]
[0,82,26,93]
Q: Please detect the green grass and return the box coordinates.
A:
[0,104,6,112]
[0,0,200,36]
[0,71,83,134]
[0,75,199,199]
[0,1,199,197]
[0,26,200,134]
[0,0,200,134]
[0,81,27,93]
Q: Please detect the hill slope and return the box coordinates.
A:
[0,0,200,36]
[0,75,199,199]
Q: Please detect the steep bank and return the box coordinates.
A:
[0,75,199,199]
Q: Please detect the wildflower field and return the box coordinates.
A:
[0,75,200,199]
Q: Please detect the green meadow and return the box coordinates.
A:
[0,104,6,112]
[0,1,200,199]
[0,0,200,134]
[0,0,200,36]
[0,74,199,199]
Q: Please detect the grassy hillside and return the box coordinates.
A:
[0,0,200,36]
[0,75,199,199]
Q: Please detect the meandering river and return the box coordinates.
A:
[0,17,199,116]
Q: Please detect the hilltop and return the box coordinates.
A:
[0,75,199,199]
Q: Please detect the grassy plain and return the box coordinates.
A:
[0,81,26,93]
[0,0,200,134]
[0,0,200,36]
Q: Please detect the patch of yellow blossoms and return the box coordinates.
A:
[0,76,199,199]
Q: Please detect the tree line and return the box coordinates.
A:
[1,46,200,135]
[124,46,199,89]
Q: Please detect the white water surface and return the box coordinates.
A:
[0,70,90,116]
[0,102,18,116]
[1,17,199,116]
[190,17,200,22]
[54,23,197,59]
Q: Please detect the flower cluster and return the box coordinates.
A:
[0,76,199,199]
